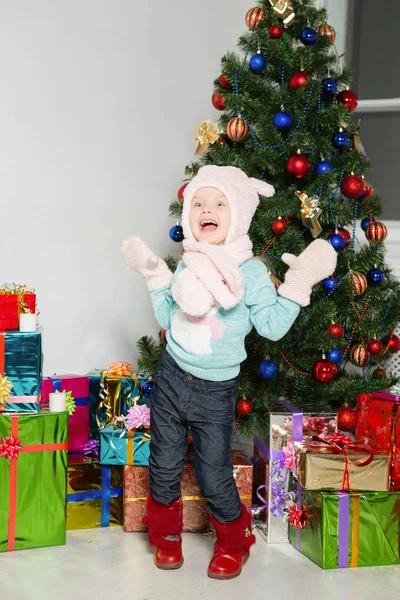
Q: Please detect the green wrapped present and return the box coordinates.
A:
[289,488,400,568]
[0,412,68,552]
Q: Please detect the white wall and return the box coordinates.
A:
[0,0,250,374]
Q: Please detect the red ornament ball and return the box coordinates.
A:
[337,405,358,432]
[373,367,387,378]
[161,329,167,342]
[289,71,311,89]
[271,217,289,235]
[177,183,187,201]
[350,343,370,367]
[218,74,230,88]
[236,398,254,415]
[287,153,310,178]
[341,174,365,199]
[317,23,336,43]
[363,184,374,198]
[313,359,337,383]
[387,334,400,354]
[349,271,368,296]
[269,24,283,39]
[337,89,358,112]
[328,323,344,338]
[211,92,225,111]
[365,221,388,243]
[245,7,264,30]
[367,339,383,355]
[226,117,249,142]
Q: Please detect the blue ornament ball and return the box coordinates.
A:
[274,111,293,130]
[141,380,154,398]
[328,232,346,251]
[249,53,267,73]
[315,160,333,175]
[367,268,385,285]
[258,359,278,379]
[322,77,337,94]
[322,276,338,292]
[169,224,184,242]
[332,131,349,148]
[300,27,318,45]
[326,348,343,364]
[361,217,373,231]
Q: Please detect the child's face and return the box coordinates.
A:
[188,187,231,244]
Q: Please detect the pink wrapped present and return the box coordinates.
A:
[41,374,89,453]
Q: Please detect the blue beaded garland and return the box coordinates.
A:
[169,225,184,242]
[328,232,346,251]
[326,348,343,364]
[367,268,385,285]
[322,77,337,93]
[315,160,333,175]
[273,111,293,130]
[361,217,373,231]
[249,53,267,73]
[141,380,154,398]
[258,359,278,379]
[300,27,318,45]
[332,131,349,148]
[322,276,338,292]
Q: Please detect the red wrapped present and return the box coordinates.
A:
[0,286,36,331]
[356,391,400,490]
[123,450,253,533]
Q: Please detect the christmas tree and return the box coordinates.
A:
[137,0,400,436]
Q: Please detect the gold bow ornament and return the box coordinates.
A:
[296,191,322,238]
[193,119,223,156]
[0,375,13,407]
[269,0,295,28]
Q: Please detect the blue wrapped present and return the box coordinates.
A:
[100,426,150,466]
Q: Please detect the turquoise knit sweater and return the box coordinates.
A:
[150,258,300,381]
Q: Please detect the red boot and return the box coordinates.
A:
[208,505,256,580]
[142,495,183,570]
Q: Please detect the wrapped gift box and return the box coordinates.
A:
[289,489,400,568]
[100,425,150,466]
[41,374,89,453]
[0,412,68,552]
[123,450,253,533]
[0,331,41,413]
[88,370,148,439]
[67,455,123,529]
[356,391,400,490]
[297,448,391,491]
[254,403,337,543]
[0,289,36,331]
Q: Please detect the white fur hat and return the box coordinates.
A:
[181,165,275,244]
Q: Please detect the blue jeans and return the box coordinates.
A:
[149,350,242,523]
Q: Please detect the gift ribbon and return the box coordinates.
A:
[1,414,68,551]
[124,494,252,503]
[66,466,123,527]
[278,399,303,444]
[337,491,360,568]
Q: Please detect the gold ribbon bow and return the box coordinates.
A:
[193,119,222,156]
[269,0,295,28]
[296,191,322,238]
[0,375,13,405]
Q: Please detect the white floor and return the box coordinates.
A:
[2,528,400,600]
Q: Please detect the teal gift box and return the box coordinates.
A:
[99,426,150,466]
[0,330,42,413]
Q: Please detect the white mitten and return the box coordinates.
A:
[121,236,173,291]
[278,239,337,307]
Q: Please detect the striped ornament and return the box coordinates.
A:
[226,117,249,142]
[245,7,264,30]
[365,221,388,243]
[349,271,368,296]
[350,343,370,367]
[317,23,336,42]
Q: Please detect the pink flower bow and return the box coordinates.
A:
[0,434,22,461]
[281,441,296,471]
[125,405,151,430]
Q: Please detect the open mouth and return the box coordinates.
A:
[200,219,218,233]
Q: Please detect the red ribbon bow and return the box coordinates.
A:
[0,434,22,460]
[288,504,306,529]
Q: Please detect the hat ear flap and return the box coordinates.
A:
[249,178,275,198]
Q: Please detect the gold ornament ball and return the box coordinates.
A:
[349,271,368,296]
[245,7,264,30]
[317,23,336,42]
[365,221,388,243]
[226,117,249,142]
[350,343,370,367]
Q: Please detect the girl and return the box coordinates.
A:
[122,165,336,579]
